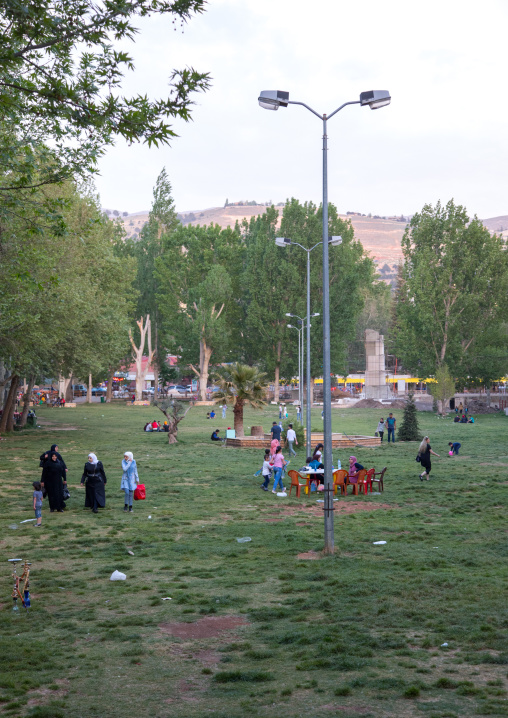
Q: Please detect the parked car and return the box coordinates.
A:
[166,385,186,398]
[167,385,185,393]
[72,384,87,396]
[142,388,155,395]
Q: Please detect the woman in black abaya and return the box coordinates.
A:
[41,452,66,512]
[81,453,107,513]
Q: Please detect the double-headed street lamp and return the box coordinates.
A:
[277,237,340,457]
[260,88,391,554]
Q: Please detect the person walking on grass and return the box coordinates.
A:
[81,453,107,514]
[260,449,273,491]
[385,413,396,442]
[32,481,43,527]
[418,436,440,481]
[376,418,385,442]
[121,452,139,513]
[286,423,298,457]
[272,446,287,494]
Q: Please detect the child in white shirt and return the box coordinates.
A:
[261,449,273,491]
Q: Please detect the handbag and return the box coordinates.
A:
[416,454,421,463]
[134,483,146,500]
[63,486,70,500]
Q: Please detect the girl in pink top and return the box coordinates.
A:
[272,446,287,494]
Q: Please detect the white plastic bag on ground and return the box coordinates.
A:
[110,570,126,581]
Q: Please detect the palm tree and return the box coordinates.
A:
[213,363,268,437]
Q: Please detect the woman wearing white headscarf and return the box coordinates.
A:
[121,452,139,513]
[80,452,107,513]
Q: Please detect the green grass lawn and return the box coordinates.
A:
[1,402,507,718]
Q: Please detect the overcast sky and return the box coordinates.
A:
[95,0,508,219]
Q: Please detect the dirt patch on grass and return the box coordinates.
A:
[264,503,394,521]
[159,615,248,639]
[321,706,371,714]
[297,551,322,560]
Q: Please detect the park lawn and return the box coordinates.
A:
[0,402,507,718]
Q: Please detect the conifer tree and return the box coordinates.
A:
[398,392,420,441]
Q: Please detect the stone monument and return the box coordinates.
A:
[364,329,391,400]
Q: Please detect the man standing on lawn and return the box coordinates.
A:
[385,413,396,443]
[286,423,298,456]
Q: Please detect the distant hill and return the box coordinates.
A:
[109,205,506,283]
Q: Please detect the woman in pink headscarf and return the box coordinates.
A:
[348,456,364,482]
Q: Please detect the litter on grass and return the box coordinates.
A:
[373,541,387,545]
[127,551,134,556]
[441,642,449,647]
[236,537,252,543]
[110,570,127,581]
[316,499,338,503]
[148,515,152,519]
[161,597,172,601]
[276,492,287,497]
[20,519,36,523]
[8,524,18,529]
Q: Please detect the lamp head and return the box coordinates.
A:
[312,313,320,317]
[329,235,342,246]
[287,324,294,329]
[285,313,293,317]
[258,90,289,110]
[359,90,391,109]
[275,237,291,247]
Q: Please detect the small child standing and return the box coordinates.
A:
[260,449,273,491]
[32,481,43,527]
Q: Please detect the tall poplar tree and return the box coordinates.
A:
[135,169,179,397]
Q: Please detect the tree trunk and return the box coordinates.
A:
[153,361,159,401]
[87,373,92,403]
[233,398,245,437]
[106,368,115,403]
[310,378,315,405]
[153,325,159,400]
[273,340,282,402]
[64,375,73,402]
[129,315,155,401]
[19,375,35,427]
[486,383,491,408]
[0,374,19,433]
[199,340,212,401]
[167,425,178,444]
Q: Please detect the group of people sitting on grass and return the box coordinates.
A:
[143,420,169,432]
[454,414,474,423]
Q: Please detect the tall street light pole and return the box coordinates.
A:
[278,237,339,454]
[262,89,391,554]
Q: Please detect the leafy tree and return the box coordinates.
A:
[397,392,420,441]
[155,224,244,400]
[393,200,508,377]
[243,199,377,400]
[0,0,210,208]
[212,363,268,437]
[457,327,508,406]
[134,169,180,397]
[242,206,300,400]
[0,180,136,429]
[429,364,456,416]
